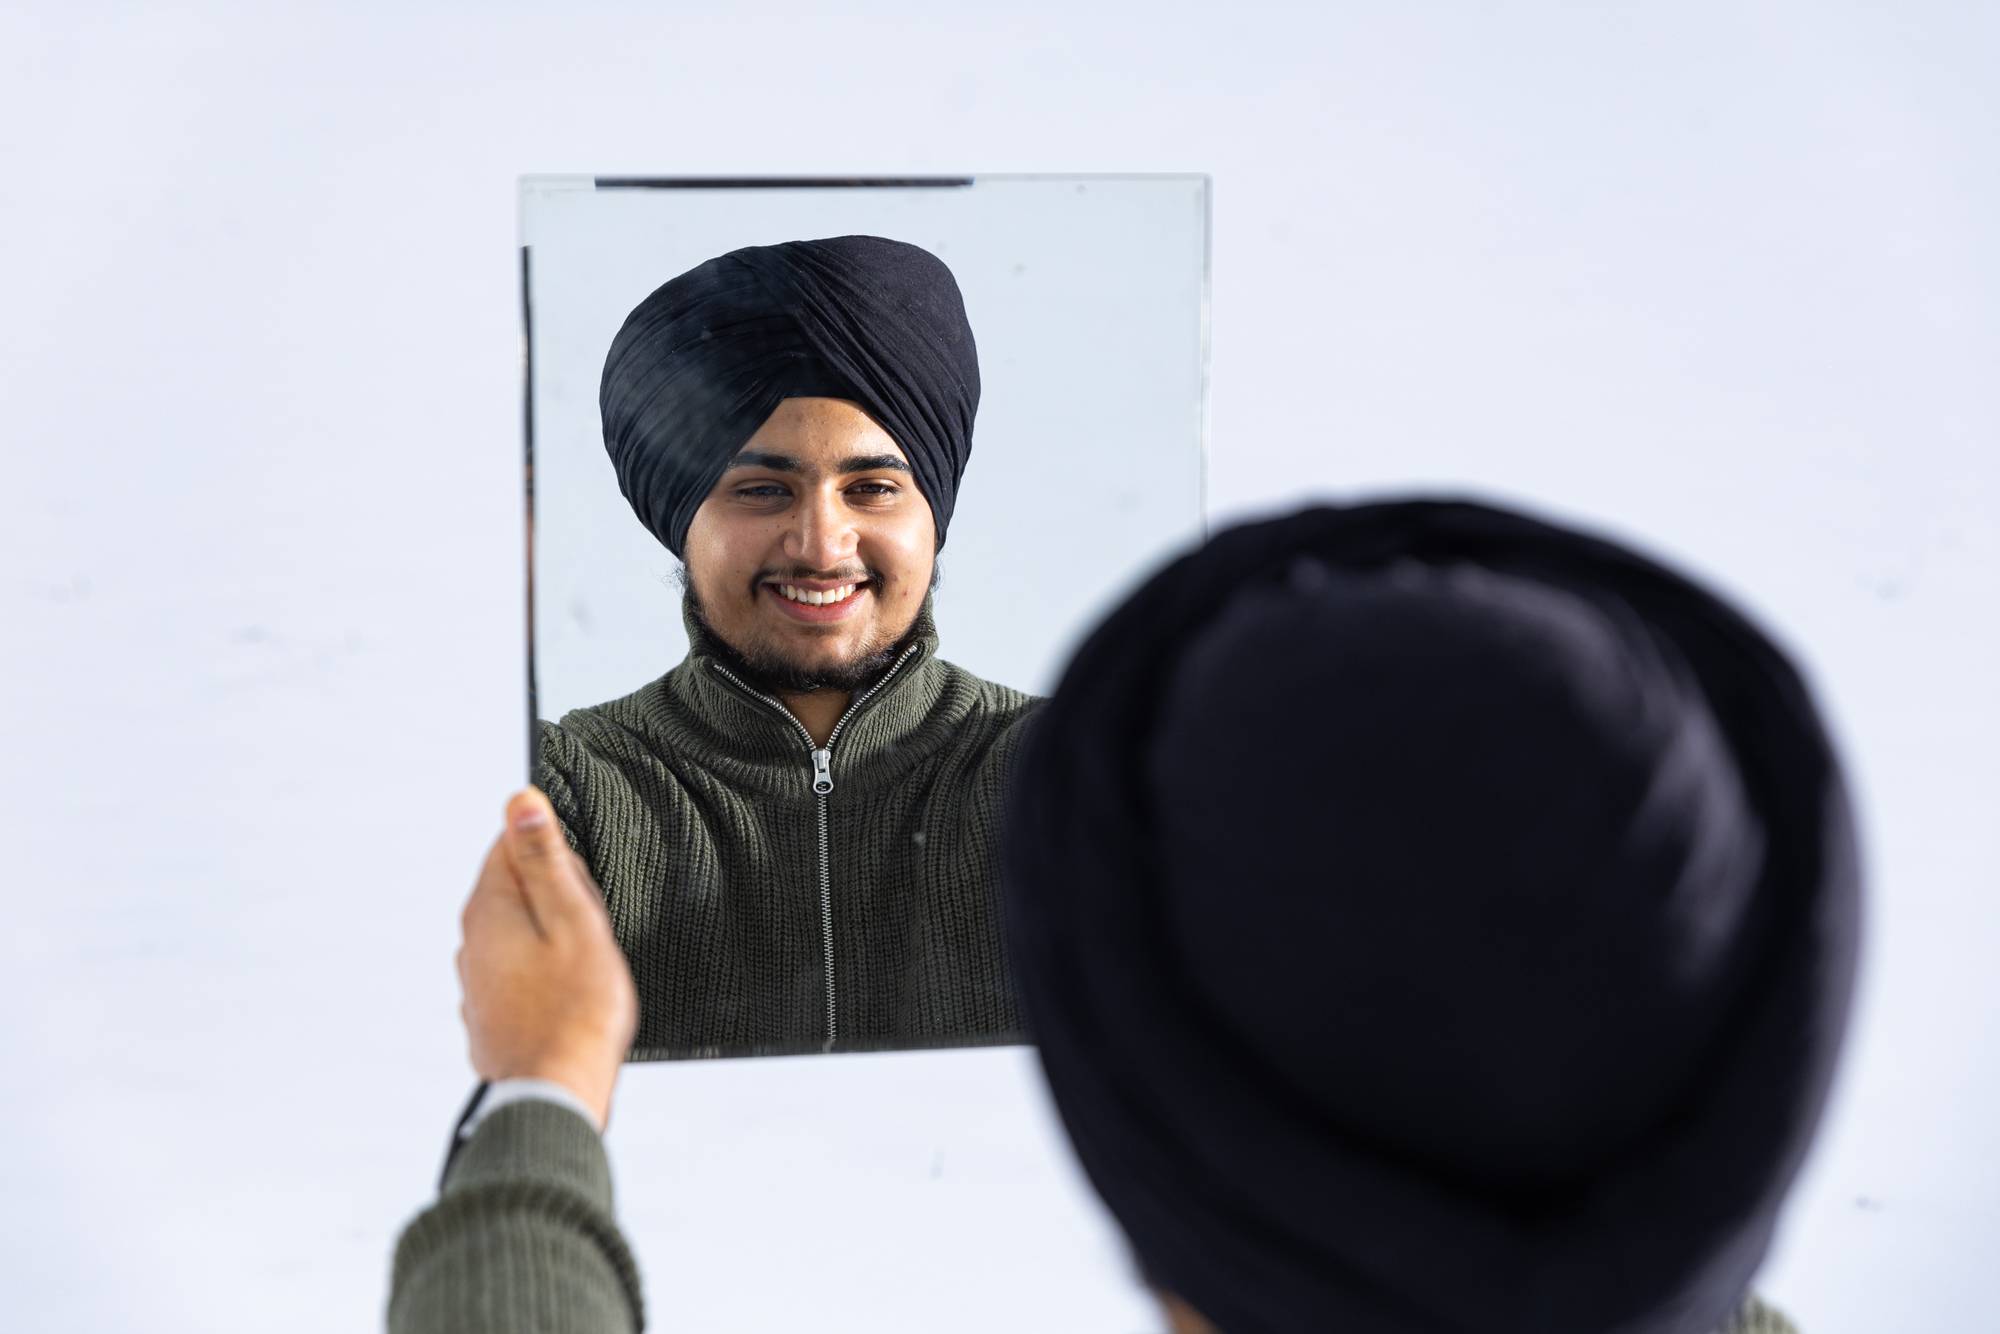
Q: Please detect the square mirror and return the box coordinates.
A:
[522,174,1208,1059]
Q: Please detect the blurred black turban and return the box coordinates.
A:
[1003,499,1860,1334]
[598,234,980,560]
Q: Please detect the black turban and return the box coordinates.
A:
[598,234,980,560]
[1002,498,1860,1334]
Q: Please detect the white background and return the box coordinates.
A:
[2,3,1994,1332]
[526,175,1206,719]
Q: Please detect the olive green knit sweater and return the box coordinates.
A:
[391,1101,643,1334]
[534,598,1038,1057]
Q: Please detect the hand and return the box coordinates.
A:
[456,789,638,1130]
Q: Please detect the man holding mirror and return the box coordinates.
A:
[535,234,1035,1057]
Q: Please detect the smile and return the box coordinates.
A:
[773,582,862,607]
[762,581,871,623]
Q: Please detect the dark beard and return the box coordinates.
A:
[685,585,917,696]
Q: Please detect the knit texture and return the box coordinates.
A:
[389,1099,644,1334]
[536,597,1037,1057]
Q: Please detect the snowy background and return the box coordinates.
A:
[2,3,1994,1331]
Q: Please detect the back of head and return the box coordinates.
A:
[1002,499,1860,1334]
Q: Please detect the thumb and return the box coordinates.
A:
[503,788,592,926]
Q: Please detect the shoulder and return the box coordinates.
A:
[537,674,677,770]
[534,675,683,828]
[929,657,1044,736]
[1718,1294,1799,1334]
[923,659,1046,784]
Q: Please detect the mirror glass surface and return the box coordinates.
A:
[522,174,1209,1059]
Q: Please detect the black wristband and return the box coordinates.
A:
[436,1080,492,1192]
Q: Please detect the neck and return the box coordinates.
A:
[778,690,850,748]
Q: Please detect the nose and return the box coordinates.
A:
[783,485,858,572]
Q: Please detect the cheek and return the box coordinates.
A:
[867,514,935,588]
[685,510,768,592]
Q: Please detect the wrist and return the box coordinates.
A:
[473,1077,606,1135]
[503,1058,617,1130]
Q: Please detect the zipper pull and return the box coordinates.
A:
[811,748,834,795]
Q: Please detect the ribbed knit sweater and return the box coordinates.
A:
[387,1100,1801,1334]
[534,597,1038,1057]
[390,1101,643,1334]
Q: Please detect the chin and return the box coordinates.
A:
[766,629,859,658]
[795,650,869,677]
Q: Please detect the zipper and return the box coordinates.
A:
[710,642,923,1050]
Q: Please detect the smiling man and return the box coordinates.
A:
[533,235,1036,1056]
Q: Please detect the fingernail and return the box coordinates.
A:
[512,804,550,832]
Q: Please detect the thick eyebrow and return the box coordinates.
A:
[836,453,912,476]
[724,450,801,474]
[723,450,911,476]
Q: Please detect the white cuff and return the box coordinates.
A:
[463,1078,602,1136]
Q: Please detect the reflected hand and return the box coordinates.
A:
[456,788,638,1130]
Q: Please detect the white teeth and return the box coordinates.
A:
[777,583,859,606]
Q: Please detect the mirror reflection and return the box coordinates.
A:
[522,176,1208,1058]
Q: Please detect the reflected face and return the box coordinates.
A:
[682,397,936,693]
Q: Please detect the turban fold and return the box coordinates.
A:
[598,234,980,559]
[1002,498,1860,1334]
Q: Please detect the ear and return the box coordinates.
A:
[1156,1293,1220,1334]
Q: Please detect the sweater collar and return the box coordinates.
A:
[651,593,958,795]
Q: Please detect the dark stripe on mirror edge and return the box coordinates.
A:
[521,243,539,783]
[593,176,974,190]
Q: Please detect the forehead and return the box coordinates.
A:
[726,396,909,471]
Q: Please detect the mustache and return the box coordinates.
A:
[752,566,879,587]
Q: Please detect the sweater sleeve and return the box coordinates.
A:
[388,1100,646,1334]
